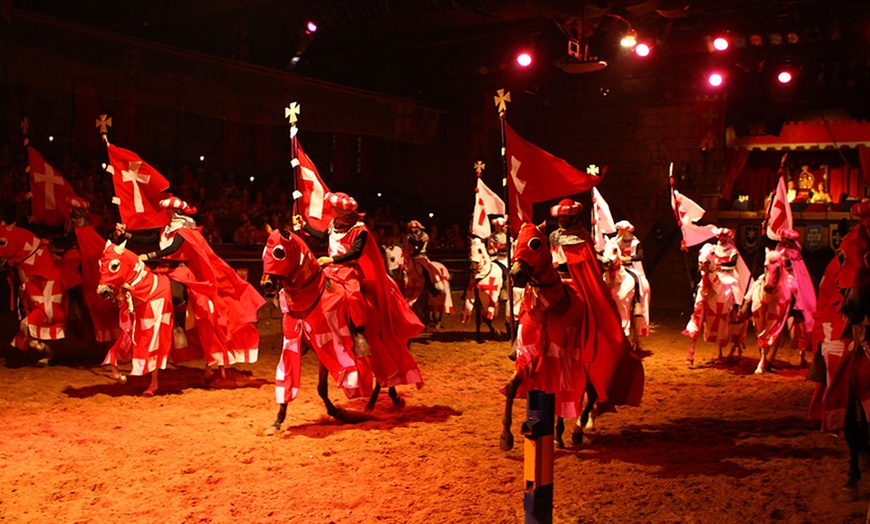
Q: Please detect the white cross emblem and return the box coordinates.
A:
[509,155,527,221]
[31,280,63,322]
[121,161,151,213]
[141,297,171,354]
[33,164,64,210]
[20,238,40,266]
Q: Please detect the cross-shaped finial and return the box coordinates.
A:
[20,117,29,136]
[474,161,485,176]
[493,89,511,114]
[586,164,600,176]
[285,102,301,125]
[96,114,112,134]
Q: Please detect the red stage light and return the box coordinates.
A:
[306,21,318,33]
[712,37,729,51]
[516,52,532,67]
[777,71,793,84]
[634,43,651,57]
[708,73,724,87]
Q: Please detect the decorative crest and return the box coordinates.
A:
[493,89,511,114]
[95,114,112,134]
[285,102,301,125]
[474,161,485,176]
[20,117,29,136]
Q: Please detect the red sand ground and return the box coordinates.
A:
[1,301,867,523]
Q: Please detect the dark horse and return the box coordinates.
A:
[500,223,644,450]
[808,214,870,500]
[260,228,404,434]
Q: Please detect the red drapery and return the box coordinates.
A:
[723,148,750,201]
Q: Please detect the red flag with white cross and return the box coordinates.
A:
[294,139,336,232]
[106,143,170,230]
[27,146,83,227]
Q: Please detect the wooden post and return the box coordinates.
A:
[521,390,554,524]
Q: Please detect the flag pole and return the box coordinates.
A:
[494,88,515,340]
[286,102,301,229]
[668,162,695,295]
[21,118,32,223]
[471,160,486,236]
[762,152,788,238]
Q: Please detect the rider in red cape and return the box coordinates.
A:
[547,200,645,407]
[118,196,265,367]
[296,192,423,388]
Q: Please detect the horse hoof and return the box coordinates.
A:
[572,430,584,446]
[142,388,156,397]
[36,358,50,367]
[499,433,515,452]
[508,347,518,361]
[391,396,406,409]
[839,484,860,502]
[555,437,565,450]
[264,425,280,436]
[686,359,694,368]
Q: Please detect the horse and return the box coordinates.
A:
[96,239,241,395]
[741,248,796,374]
[263,229,405,434]
[0,222,79,364]
[461,237,509,343]
[684,243,749,365]
[807,219,870,499]
[599,236,644,350]
[382,243,451,329]
[500,223,644,451]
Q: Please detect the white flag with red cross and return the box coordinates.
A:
[470,178,505,239]
[765,175,793,241]
[106,144,170,230]
[591,187,616,252]
[27,146,83,227]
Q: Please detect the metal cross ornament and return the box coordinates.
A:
[20,117,29,136]
[587,164,600,176]
[474,161,485,175]
[493,89,511,114]
[285,102,301,125]
[95,114,112,134]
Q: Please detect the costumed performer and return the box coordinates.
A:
[614,220,650,337]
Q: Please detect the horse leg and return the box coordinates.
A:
[755,344,767,374]
[316,362,345,421]
[388,386,405,408]
[573,384,597,446]
[365,381,382,412]
[500,372,522,451]
[265,403,289,435]
[143,370,159,397]
[686,340,696,367]
[110,364,127,384]
[474,288,484,344]
[843,394,867,500]
[555,417,565,450]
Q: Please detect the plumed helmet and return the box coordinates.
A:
[614,220,635,232]
[491,216,506,227]
[713,227,734,239]
[159,195,197,214]
[406,220,424,230]
[851,200,870,218]
[549,198,582,217]
[325,192,358,213]
[778,227,799,241]
[66,196,90,210]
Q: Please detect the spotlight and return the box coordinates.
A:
[768,32,783,46]
[634,42,651,57]
[777,70,793,84]
[712,37,729,51]
[620,29,637,48]
[377,192,382,198]
[428,212,434,218]
[199,155,205,161]
[786,32,799,44]
[708,72,724,87]
[306,21,317,34]
[749,34,763,46]
[516,52,532,67]
[249,176,255,182]
[48,135,54,142]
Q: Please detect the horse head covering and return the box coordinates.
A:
[778,227,800,241]
[325,192,358,214]
[550,198,582,217]
[851,200,870,218]
[159,195,197,214]
[614,220,635,232]
[491,216,506,228]
[406,220,425,230]
[713,226,734,239]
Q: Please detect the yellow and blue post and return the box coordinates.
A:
[521,390,554,524]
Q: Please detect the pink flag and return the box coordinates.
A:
[295,140,336,232]
[591,187,616,252]
[470,178,505,238]
[106,144,170,230]
[27,146,82,226]
[671,189,716,247]
[505,122,602,235]
[765,175,793,241]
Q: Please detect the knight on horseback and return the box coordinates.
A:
[774,227,817,363]
[295,192,424,388]
[614,220,650,339]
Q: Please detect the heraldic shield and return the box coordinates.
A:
[739,224,760,254]
[805,224,823,252]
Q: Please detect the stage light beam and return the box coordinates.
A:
[708,73,724,87]
[777,71,793,84]
[713,37,729,51]
[516,52,532,67]
[635,43,651,57]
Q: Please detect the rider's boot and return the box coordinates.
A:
[352,327,372,359]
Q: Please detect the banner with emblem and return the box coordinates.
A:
[739,224,760,254]
[804,224,824,252]
[829,224,844,250]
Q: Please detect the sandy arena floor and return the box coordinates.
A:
[0,298,867,523]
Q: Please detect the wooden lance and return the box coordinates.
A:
[286,102,302,228]
[494,88,516,340]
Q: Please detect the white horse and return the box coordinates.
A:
[742,248,797,374]
[599,236,645,350]
[382,244,452,328]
